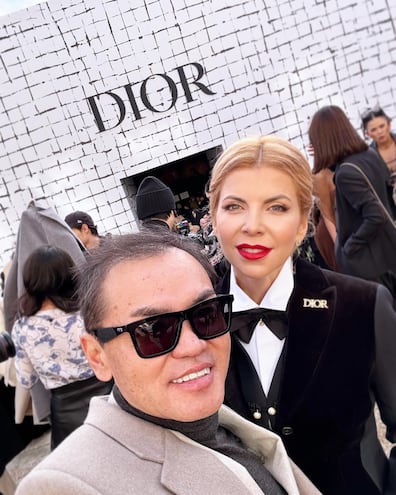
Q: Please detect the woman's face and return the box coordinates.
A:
[213,166,308,299]
[365,116,392,145]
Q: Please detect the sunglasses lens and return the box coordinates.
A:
[134,316,179,357]
[191,299,229,338]
[129,295,232,357]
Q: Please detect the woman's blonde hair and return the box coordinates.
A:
[208,135,313,218]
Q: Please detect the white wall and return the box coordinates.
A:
[1,0,396,267]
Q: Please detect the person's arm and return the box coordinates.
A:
[373,284,396,494]
[372,284,396,441]
[16,469,102,495]
[335,167,387,255]
[313,171,337,241]
[12,321,39,389]
[321,214,337,243]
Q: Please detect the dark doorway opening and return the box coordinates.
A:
[121,145,222,223]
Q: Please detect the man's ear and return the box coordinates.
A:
[80,334,113,382]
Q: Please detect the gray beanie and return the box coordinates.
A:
[136,176,176,220]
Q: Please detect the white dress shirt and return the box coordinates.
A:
[230,258,294,396]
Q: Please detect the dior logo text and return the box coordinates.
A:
[87,62,216,132]
[303,298,328,309]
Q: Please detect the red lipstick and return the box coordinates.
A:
[237,244,272,260]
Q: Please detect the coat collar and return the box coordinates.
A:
[280,259,337,418]
[84,397,264,494]
[85,397,319,494]
[24,200,87,252]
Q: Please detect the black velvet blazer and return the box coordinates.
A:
[218,258,396,495]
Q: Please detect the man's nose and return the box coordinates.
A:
[171,320,206,357]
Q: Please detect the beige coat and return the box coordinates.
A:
[16,397,321,495]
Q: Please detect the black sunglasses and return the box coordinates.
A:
[92,294,233,359]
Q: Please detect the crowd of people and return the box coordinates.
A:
[0,103,395,495]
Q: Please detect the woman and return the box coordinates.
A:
[309,105,396,298]
[209,135,396,494]
[361,105,396,202]
[361,106,396,172]
[12,245,113,449]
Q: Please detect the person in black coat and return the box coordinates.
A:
[135,176,178,232]
[309,105,396,300]
[208,135,396,495]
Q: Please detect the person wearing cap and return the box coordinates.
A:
[135,176,178,231]
[15,231,320,495]
[64,211,101,250]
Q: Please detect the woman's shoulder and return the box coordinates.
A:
[313,168,335,185]
[343,147,384,165]
[24,309,82,326]
[313,169,335,196]
[295,258,379,295]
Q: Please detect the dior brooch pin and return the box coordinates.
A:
[302,298,328,309]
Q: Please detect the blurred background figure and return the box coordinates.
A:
[361,105,396,204]
[4,200,86,335]
[309,105,396,299]
[135,176,178,232]
[194,207,227,276]
[12,245,112,450]
[1,257,48,494]
[3,199,88,440]
[64,211,101,250]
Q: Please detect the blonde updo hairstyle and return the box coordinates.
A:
[208,135,313,222]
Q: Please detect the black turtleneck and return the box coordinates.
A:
[113,385,286,495]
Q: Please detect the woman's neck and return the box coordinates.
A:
[40,298,57,311]
[235,275,275,305]
[377,134,395,151]
[377,138,396,170]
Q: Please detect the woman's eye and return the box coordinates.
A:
[270,204,288,212]
[224,203,240,211]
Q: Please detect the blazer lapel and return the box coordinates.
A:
[161,428,264,495]
[219,406,321,495]
[279,260,337,418]
[87,397,262,495]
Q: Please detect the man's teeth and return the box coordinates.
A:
[172,367,210,384]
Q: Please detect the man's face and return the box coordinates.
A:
[85,249,230,421]
[71,225,90,247]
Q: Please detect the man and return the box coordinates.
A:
[64,210,101,249]
[15,232,320,495]
[135,175,178,231]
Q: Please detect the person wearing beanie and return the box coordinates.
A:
[135,176,177,231]
[64,211,101,250]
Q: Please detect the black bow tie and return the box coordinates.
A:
[230,307,288,343]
